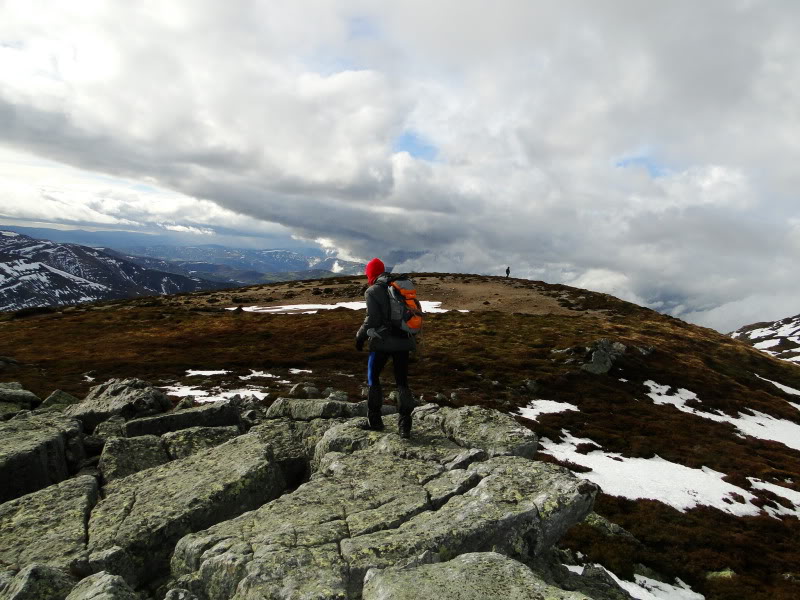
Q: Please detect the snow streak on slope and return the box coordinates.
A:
[644,381,800,452]
[514,399,579,422]
[540,431,761,516]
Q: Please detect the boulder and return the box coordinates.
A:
[0,402,25,420]
[93,417,126,441]
[162,426,241,460]
[581,339,627,375]
[88,429,286,584]
[0,382,40,408]
[66,379,171,432]
[437,405,538,458]
[0,476,99,573]
[98,436,170,482]
[123,400,240,437]
[0,564,75,600]
[0,412,85,502]
[582,512,640,544]
[576,565,634,600]
[265,397,396,421]
[64,572,138,600]
[171,405,595,600]
[42,390,81,408]
[362,552,590,600]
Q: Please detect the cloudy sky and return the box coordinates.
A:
[1,0,799,332]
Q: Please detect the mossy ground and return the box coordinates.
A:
[1,273,799,599]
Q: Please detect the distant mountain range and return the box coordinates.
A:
[0,230,368,311]
[731,313,800,365]
[0,231,229,311]
[116,245,365,278]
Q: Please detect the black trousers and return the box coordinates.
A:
[367,350,409,388]
[366,351,413,422]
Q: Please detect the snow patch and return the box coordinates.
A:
[239,370,278,380]
[644,380,800,452]
[601,566,705,600]
[161,384,268,403]
[539,431,760,516]
[0,231,19,237]
[226,300,454,314]
[186,369,230,376]
[514,399,578,422]
[748,478,800,519]
[562,564,704,600]
[289,368,312,374]
[754,339,781,350]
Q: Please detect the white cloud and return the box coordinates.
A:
[1,0,799,332]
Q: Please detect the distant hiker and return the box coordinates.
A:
[355,257,418,438]
[505,266,510,278]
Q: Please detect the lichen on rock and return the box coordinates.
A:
[170,404,595,600]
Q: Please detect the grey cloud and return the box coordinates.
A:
[1,0,799,331]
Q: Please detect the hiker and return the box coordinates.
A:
[355,257,416,438]
[505,266,510,278]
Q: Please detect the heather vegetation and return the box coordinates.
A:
[1,273,799,599]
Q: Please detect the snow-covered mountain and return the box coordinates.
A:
[120,245,367,276]
[0,231,226,311]
[731,314,800,365]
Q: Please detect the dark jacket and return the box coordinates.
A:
[356,273,416,353]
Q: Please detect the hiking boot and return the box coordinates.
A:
[397,386,414,439]
[364,384,385,431]
[359,418,385,431]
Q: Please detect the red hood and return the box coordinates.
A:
[365,258,385,285]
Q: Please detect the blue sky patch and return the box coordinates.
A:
[615,155,668,177]
[394,131,438,161]
[348,16,380,40]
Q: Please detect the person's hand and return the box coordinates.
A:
[355,338,365,351]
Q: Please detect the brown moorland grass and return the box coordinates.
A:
[1,273,799,599]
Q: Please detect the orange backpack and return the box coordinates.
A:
[386,275,424,335]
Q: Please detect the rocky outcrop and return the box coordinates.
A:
[265,397,395,420]
[162,426,241,460]
[98,436,170,482]
[93,416,126,441]
[97,427,244,482]
[1,384,600,600]
[123,400,241,437]
[0,564,76,600]
[0,382,40,421]
[362,552,590,600]
[171,405,596,599]
[0,476,99,572]
[42,390,81,408]
[64,571,138,600]
[0,412,85,502]
[88,429,287,585]
[0,382,40,408]
[66,379,171,432]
